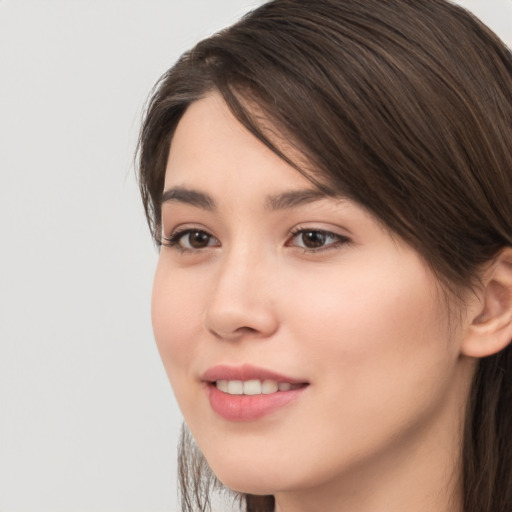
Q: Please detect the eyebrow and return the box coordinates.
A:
[160,186,335,211]
[161,187,216,210]
[264,189,329,210]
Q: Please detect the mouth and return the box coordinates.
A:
[213,379,305,395]
[201,365,309,421]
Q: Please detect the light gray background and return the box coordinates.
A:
[0,1,510,511]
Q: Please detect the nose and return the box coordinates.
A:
[203,247,279,341]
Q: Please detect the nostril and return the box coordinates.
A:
[207,325,264,341]
[235,326,258,334]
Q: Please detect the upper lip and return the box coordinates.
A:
[201,364,308,384]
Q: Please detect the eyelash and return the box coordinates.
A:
[161,227,350,254]
[287,227,350,253]
[161,228,219,253]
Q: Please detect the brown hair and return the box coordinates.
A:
[137,1,512,511]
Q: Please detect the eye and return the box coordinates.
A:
[287,228,349,251]
[162,228,219,251]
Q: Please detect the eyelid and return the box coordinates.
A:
[160,223,351,254]
[286,226,351,252]
[161,225,220,252]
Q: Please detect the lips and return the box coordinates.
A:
[201,364,307,384]
[201,364,309,421]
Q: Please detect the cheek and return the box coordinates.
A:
[286,253,443,351]
[151,261,204,391]
[282,252,454,420]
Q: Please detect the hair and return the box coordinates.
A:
[137,1,512,511]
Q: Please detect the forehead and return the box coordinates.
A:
[164,93,320,194]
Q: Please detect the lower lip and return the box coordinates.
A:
[206,383,307,421]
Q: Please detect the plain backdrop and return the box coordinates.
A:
[0,1,511,511]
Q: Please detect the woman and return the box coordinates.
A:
[137,1,512,511]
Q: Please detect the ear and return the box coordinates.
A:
[462,247,512,358]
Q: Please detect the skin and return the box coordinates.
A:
[152,93,480,512]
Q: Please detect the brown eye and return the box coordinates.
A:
[164,229,219,251]
[288,229,348,252]
[300,231,327,249]
[186,230,212,249]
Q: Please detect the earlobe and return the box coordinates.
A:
[462,248,512,359]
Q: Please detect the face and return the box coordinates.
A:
[152,93,473,500]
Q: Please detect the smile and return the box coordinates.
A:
[202,365,309,421]
[215,379,303,395]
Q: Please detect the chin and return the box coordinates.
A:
[217,476,279,496]
[207,456,291,496]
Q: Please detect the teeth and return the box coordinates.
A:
[243,379,261,395]
[227,380,243,395]
[215,379,301,395]
[261,379,278,394]
[217,380,228,392]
